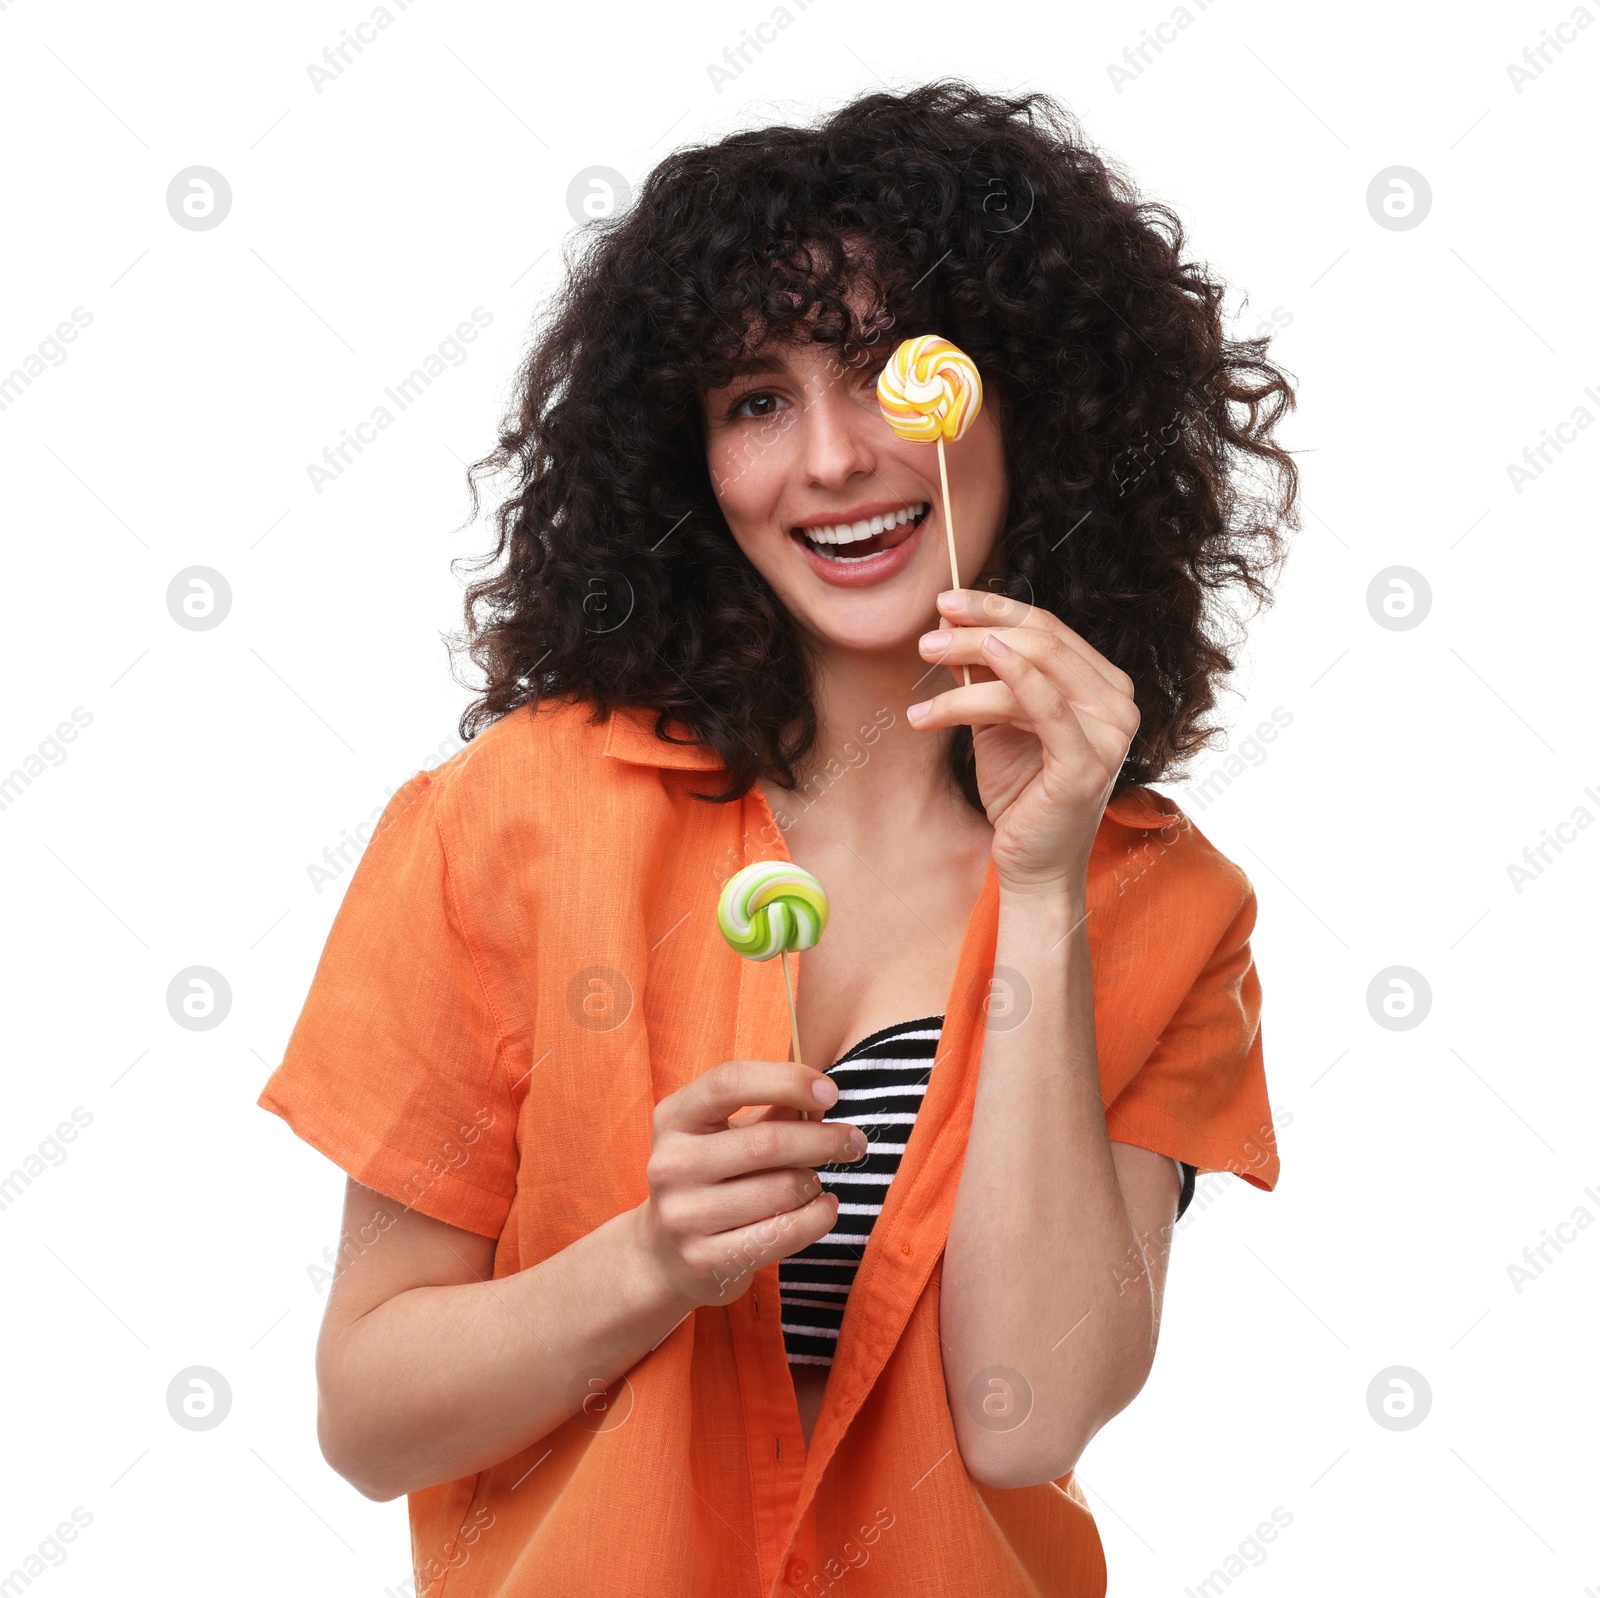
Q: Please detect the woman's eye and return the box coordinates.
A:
[730,390,783,420]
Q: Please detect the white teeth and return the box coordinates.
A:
[800,502,928,547]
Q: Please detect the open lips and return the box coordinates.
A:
[791,502,930,562]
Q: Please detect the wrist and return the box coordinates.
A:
[617,1201,700,1325]
[996,871,1089,911]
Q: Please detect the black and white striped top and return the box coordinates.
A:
[779,1016,944,1365]
[777,1014,1200,1366]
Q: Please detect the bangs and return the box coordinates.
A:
[672,229,905,392]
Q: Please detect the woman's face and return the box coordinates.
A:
[701,333,1008,658]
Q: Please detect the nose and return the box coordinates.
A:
[797,372,878,490]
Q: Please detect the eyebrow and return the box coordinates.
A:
[722,351,791,380]
[716,343,886,387]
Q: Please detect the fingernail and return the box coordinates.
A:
[983,633,1011,657]
[848,1129,868,1156]
[919,631,950,655]
[813,1076,838,1106]
[907,700,930,720]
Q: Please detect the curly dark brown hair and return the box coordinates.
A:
[451,79,1300,808]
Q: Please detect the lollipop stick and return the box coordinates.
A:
[781,950,810,1121]
[935,437,972,689]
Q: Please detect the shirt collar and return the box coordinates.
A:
[600,702,1178,827]
[601,703,725,770]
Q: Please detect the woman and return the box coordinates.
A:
[259,81,1296,1598]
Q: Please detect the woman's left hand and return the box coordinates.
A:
[908,589,1141,895]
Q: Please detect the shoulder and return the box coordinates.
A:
[425,697,614,808]
[404,697,717,861]
[1096,783,1255,945]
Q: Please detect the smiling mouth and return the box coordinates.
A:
[791,502,931,562]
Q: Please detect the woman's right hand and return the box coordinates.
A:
[635,1060,867,1309]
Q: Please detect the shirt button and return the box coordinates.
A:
[785,1556,808,1584]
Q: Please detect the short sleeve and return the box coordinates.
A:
[1105,873,1280,1193]
[257,772,518,1238]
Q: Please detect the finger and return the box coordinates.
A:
[906,675,1020,732]
[696,1191,841,1299]
[727,1102,788,1128]
[909,653,1130,779]
[977,633,1133,776]
[693,1117,867,1184]
[922,624,1131,727]
[949,588,1128,691]
[665,1166,833,1238]
[661,1060,838,1135]
[930,612,1130,716]
[936,588,1135,697]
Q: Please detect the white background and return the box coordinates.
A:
[1,0,1595,1592]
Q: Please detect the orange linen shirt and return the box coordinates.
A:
[258,696,1281,1598]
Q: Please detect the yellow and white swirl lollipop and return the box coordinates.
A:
[876,335,984,444]
[877,336,985,684]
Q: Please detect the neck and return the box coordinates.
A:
[765,638,973,847]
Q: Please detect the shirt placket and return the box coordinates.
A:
[732,786,1000,1597]
[772,861,1001,1590]
[728,792,815,1593]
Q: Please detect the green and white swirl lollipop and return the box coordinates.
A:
[716,860,829,960]
[717,860,830,1115]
